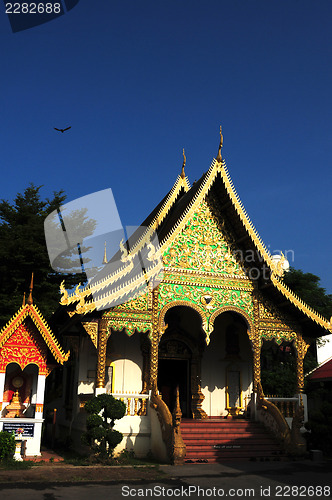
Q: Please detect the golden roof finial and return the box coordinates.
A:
[27,272,34,305]
[216,125,223,162]
[22,292,26,307]
[180,148,186,179]
[102,241,108,265]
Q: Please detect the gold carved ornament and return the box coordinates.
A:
[82,322,98,348]
[0,304,69,365]
[162,201,246,277]
[96,318,109,389]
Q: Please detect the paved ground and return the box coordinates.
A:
[0,459,331,499]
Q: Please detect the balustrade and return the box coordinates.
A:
[110,392,149,416]
[265,396,299,419]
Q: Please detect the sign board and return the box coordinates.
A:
[2,422,35,437]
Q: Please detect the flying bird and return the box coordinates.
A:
[54,126,71,133]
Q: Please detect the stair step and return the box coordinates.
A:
[181,431,274,437]
[183,439,280,446]
[181,419,284,463]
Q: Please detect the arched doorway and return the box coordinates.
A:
[261,339,297,397]
[157,306,206,418]
[201,311,253,417]
[1,362,39,418]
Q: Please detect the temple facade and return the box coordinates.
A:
[51,133,332,463]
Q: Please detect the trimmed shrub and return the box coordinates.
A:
[83,394,126,459]
[0,431,15,461]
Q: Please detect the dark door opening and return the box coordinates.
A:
[157,359,191,418]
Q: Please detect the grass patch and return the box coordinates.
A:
[55,448,163,467]
[0,459,33,470]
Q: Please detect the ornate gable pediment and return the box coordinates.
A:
[0,321,48,374]
[162,199,246,278]
[0,304,69,368]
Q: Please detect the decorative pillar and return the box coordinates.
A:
[96,317,108,393]
[252,293,262,393]
[295,333,309,394]
[35,373,46,416]
[149,286,159,392]
[0,371,6,415]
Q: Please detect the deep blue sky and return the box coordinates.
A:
[1,1,331,294]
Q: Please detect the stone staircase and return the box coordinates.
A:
[181,418,285,463]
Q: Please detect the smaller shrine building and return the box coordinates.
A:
[0,278,69,457]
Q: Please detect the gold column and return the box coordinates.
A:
[295,333,309,394]
[149,286,159,391]
[96,317,108,389]
[253,293,261,392]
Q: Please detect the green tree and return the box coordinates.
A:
[261,267,331,396]
[283,267,332,319]
[83,394,126,460]
[0,184,93,326]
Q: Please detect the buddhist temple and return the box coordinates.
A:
[51,130,332,463]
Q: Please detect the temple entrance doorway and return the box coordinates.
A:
[157,305,207,419]
[201,311,253,418]
[158,358,190,417]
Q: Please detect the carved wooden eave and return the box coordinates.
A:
[59,173,190,315]
[269,273,332,337]
[0,304,70,364]
[128,173,191,256]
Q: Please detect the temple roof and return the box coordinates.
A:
[59,142,332,337]
[0,303,70,364]
[309,357,332,381]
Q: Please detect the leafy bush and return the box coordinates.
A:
[0,431,15,461]
[305,401,332,454]
[83,394,126,460]
[86,414,103,429]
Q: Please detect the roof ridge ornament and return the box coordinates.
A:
[27,272,34,305]
[180,148,186,179]
[216,125,223,163]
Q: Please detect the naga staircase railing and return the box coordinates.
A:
[256,383,306,456]
[150,383,186,464]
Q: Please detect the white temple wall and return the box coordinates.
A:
[106,331,143,394]
[77,336,98,395]
[201,327,227,416]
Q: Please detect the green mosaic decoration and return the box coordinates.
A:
[260,329,297,345]
[105,311,152,338]
[257,293,301,344]
[159,282,254,321]
[162,201,246,277]
[110,290,150,312]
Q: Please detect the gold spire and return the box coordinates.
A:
[216,125,223,162]
[180,148,186,179]
[22,292,26,307]
[102,241,108,265]
[27,273,34,305]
